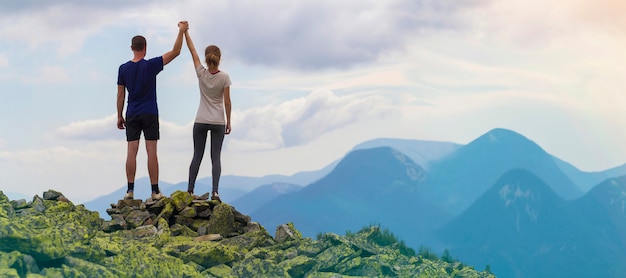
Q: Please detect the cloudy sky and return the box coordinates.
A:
[1,0,625,202]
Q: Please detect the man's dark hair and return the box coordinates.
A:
[131,35,146,51]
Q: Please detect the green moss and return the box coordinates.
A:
[155,217,171,247]
[191,219,209,231]
[0,192,14,219]
[171,190,194,212]
[176,241,242,268]
[207,203,235,237]
[101,242,203,277]
[171,223,198,237]
[314,244,357,272]
[155,202,174,224]
[231,256,290,278]
[124,210,150,229]
[63,256,117,278]
[221,229,276,251]
[0,268,20,278]
[287,222,302,239]
[204,264,236,277]
[0,191,494,278]
[0,201,104,262]
[278,255,317,277]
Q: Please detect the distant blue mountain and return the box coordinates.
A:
[554,157,626,192]
[231,182,302,215]
[351,138,461,170]
[83,137,462,219]
[2,191,30,201]
[425,128,582,215]
[570,175,626,250]
[251,147,449,248]
[437,169,626,278]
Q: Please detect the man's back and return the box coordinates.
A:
[117,57,164,117]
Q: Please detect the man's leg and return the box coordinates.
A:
[124,115,142,199]
[125,140,140,199]
[146,140,159,189]
[142,114,162,200]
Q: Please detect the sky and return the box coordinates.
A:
[1,0,625,202]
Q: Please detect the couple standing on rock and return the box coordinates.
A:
[116,21,230,203]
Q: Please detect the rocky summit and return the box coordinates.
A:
[0,190,494,277]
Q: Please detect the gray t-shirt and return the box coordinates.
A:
[194,65,231,124]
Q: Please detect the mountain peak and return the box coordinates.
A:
[490,168,563,208]
[329,146,427,186]
[352,138,461,170]
[485,128,522,139]
[448,128,548,163]
[428,129,581,215]
[580,175,626,220]
[474,128,536,147]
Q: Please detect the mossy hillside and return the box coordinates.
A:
[0,190,494,277]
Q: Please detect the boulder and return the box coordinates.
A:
[275,222,302,243]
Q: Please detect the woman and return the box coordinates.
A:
[184,27,232,202]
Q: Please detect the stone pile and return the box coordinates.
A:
[103,190,263,240]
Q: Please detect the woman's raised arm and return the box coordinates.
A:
[184,30,201,69]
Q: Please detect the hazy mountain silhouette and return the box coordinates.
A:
[437,169,626,278]
[251,146,449,248]
[570,175,626,251]
[352,138,461,170]
[231,182,302,215]
[555,157,626,192]
[425,128,582,215]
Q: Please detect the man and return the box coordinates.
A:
[117,21,188,200]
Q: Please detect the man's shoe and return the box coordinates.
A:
[124,191,134,200]
[151,192,164,200]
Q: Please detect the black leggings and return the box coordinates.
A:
[188,123,225,193]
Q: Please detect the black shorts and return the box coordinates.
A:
[125,114,159,141]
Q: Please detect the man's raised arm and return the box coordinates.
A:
[162,21,189,65]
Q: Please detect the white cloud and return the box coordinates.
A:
[0,1,179,57]
[52,114,195,145]
[231,90,400,150]
[179,0,481,70]
[53,114,122,141]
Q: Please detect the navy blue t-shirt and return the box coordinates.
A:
[117,56,164,117]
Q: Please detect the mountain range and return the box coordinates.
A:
[438,169,626,277]
[78,127,626,277]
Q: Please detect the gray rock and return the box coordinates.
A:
[275,223,301,243]
[32,196,45,212]
[42,190,63,200]
[124,210,151,229]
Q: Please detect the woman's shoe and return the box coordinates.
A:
[211,192,222,203]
